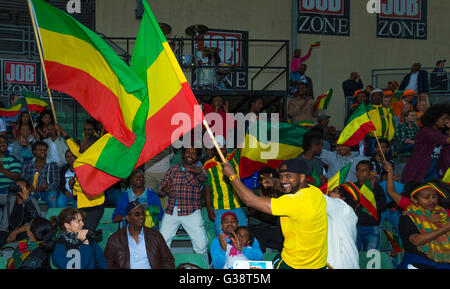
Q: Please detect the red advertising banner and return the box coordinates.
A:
[3,61,37,85]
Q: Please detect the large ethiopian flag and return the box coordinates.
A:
[72,0,203,196]
[239,120,308,179]
[28,0,146,148]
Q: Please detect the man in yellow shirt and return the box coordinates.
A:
[55,124,105,233]
[222,158,328,269]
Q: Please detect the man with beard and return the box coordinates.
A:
[158,147,209,255]
[104,200,174,269]
[210,211,263,269]
[221,158,328,269]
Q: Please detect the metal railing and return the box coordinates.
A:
[0,24,37,58]
[371,67,450,103]
[0,25,291,120]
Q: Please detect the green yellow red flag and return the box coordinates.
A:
[320,162,351,194]
[239,120,308,179]
[0,102,22,117]
[315,89,332,110]
[22,91,48,112]
[337,103,376,146]
[28,0,146,148]
[72,0,203,196]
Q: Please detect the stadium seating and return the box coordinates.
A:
[173,253,209,269]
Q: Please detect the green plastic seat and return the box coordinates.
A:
[262,251,278,262]
[0,255,9,269]
[45,208,65,220]
[173,253,209,269]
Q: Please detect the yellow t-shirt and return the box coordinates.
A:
[66,137,105,208]
[271,185,328,269]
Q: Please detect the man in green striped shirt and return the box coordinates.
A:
[203,138,247,235]
[0,135,22,194]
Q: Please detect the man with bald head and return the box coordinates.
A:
[221,158,328,269]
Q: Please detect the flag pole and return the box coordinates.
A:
[374,135,387,163]
[27,0,58,126]
[202,119,227,163]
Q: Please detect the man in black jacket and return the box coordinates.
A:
[430,59,448,92]
[342,72,363,120]
[399,63,429,95]
[104,200,175,269]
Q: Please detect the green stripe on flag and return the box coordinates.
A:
[31,0,146,96]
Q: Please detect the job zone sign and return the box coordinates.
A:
[297,0,350,36]
[3,61,37,85]
[376,0,427,40]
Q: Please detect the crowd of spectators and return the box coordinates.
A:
[0,50,448,270]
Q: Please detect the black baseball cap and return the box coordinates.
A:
[436,59,446,66]
[278,159,308,175]
[125,200,148,215]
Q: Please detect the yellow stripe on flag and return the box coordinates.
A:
[73,134,113,169]
[242,133,303,164]
[40,28,142,130]
[361,183,377,211]
[146,43,184,118]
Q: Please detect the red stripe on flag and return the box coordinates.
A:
[0,110,21,117]
[239,156,284,179]
[27,104,46,112]
[341,121,376,147]
[136,82,203,167]
[77,82,203,196]
[44,60,137,147]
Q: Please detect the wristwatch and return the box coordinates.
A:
[229,174,238,182]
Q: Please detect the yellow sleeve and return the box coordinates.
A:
[271,194,298,217]
[65,137,81,157]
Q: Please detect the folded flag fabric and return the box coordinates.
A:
[296,120,314,129]
[29,0,147,148]
[22,91,48,112]
[311,41,321,47]
[383,229,404,255]
[315,88,333,110]
[72,0,203,196]
[337,103,376,147]
[320,162,351,194]
[0,102,22,117]
[239,120,309,179]
[346,181,378,221]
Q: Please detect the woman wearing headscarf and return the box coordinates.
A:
[398,182,450,269]
[6,217,54,269]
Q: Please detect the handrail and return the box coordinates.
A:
[251,41,288,90]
